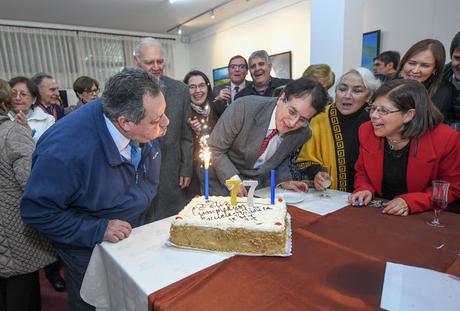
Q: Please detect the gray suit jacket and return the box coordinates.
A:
[208,96,311,193]
[146,75,194,221]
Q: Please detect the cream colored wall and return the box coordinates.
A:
[187,0,310,83]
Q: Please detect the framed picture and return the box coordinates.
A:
[269,51,292,79]
[361,30,381,70]
[212,66,230,87]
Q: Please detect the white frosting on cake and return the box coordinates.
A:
[172,196,287,231]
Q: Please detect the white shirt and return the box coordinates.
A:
[103,115,131,161]
[231,81,246,101]
[8,107,55,142]
[253,106,282,169]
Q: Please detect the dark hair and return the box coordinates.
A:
[449,31,460,57]
[183,70,213,104]
[102,68,162,124]
[372,79,443,138]
[395,39,446,97]
[8,76,40,108]
[282,77,329,114]
[31,72,54,88]
[0,79,14,113]
[227,55,248,69]
[374,51,400,70]
[73,76,100,97]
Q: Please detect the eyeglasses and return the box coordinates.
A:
[366,105,401,116]
[189,83,207,91]
[84,88,99,94]
[285,98,309,128]
[229,64,247,70]
[12,91,31,98]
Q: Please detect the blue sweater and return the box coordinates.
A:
[21,99,161,250]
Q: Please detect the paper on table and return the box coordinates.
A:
[254,187,349,216]
[381,262,460,311]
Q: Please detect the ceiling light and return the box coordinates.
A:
[169,0,176,3]
[177,27,182,35]
[210,10,215,19]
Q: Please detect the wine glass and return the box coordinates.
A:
[318,165,332,198]
[427,180,450,227]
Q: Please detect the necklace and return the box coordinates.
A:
[387,137,409,150]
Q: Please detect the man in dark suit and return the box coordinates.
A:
[135,37,194,221]
[235,50,291,100]
[208,78,329,196]
[212,55,249,118]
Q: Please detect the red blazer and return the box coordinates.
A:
[354,121,460,213]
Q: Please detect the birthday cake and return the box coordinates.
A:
[169,196,288,255]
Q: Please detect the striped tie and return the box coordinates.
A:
[257,129,279,157]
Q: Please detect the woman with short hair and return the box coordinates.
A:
[350,79,460,215]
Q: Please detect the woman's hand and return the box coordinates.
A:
[280,180,308,192]
[187,117,201,136]
[15,111,32,132]
[313,171,331,191]
[349,190,373,206]
[381,198,409,216]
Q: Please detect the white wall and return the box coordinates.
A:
[187,0,310,83]
[363,0,460,60]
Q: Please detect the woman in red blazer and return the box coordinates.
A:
[349,79,460,216]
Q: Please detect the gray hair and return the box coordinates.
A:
[337,67,381,95]
[102,68,162,124]
[248,50,271,65]
[31,72,54,88]
[134,37,163,59]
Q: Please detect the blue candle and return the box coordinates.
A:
[204,168,209,200]
[271,169,275,204]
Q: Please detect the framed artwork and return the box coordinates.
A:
[269,51,292,79]
[361,30,381,70]
[212,66,230,87]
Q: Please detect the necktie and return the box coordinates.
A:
[257,129,279,157]
[232,86,240,102]
[130,141,141,170]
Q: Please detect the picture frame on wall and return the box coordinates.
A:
[361,30,381,70]
[212,66,230,87]
[269,51,292,79]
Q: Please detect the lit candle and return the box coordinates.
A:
[271,169,276,204]
[225,180,241,206]
[200,135,211,201]
[242,180,258,208]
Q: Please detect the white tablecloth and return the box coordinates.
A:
[80,216,232,311]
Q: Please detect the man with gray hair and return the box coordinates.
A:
[21,68,168,310]
[32,72,66,120]
[134,37,193,222]
[235,50,291,100]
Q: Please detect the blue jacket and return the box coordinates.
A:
[21,99,161,250]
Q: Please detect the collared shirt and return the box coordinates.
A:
[451,74,460,91]
[103,115,131,161]
[254,106,282,168]
[231,81,246,101]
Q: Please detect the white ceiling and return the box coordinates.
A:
[0,0,272,36]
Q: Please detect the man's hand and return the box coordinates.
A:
[216,87,231,102]
[179,176,191,189]
[103,220,132,243]
[237,184,248,197]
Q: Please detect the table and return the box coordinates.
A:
[81,193,460,310]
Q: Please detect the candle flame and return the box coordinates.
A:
[200,135,211,169]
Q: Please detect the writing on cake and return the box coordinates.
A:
[192,200,272,222]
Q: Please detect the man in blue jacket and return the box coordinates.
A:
[21,68,169,311]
